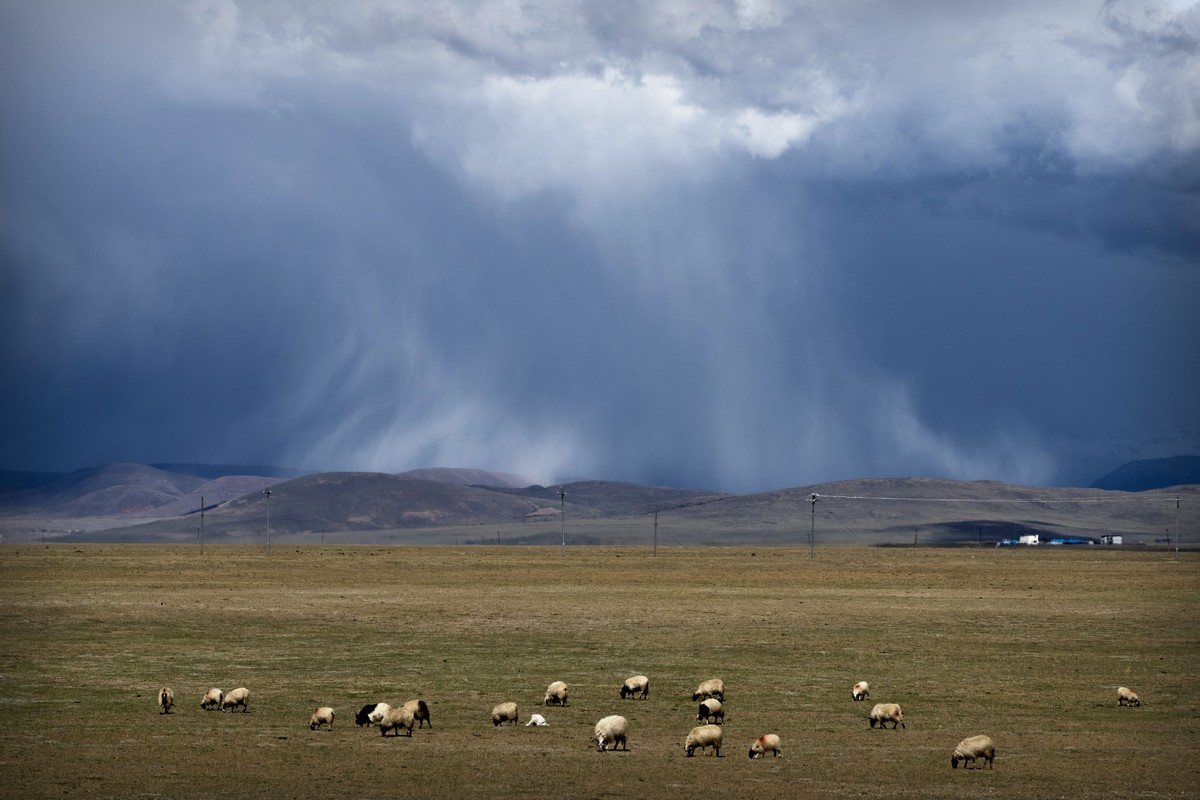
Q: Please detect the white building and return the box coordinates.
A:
[1019,534,1040,546]
[1100,534,1123,545]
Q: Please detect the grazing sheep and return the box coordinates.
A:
[200,688,223,711]
[367,703,392,725]
[402,699,432,729]
[355,703,382,726]
[221,687,250,713]
[852,681,870,701]
[591,715,629,752]
[544,681,569,706]
[692,678,725,702]
[685,724,724,757]
[379,706,415,737]
[620,675,650,700]
[309,707,335,731]
[696,698,724,725]
[749,733,782,758]
[1117,687,1141,707]
[525,713,548,727]
[158,687,174,714]
[491,701,519,726]
[868,702,904,729]
[950,734,995,769]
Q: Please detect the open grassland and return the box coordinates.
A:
[0,545,1196,799]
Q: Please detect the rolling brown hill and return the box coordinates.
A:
[1,463,1195,547]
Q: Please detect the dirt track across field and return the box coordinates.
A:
[0,545,1196,799]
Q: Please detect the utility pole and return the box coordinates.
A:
[1176,496,1181,562]
[199,495,205,555]
[653,507,659,557]
[809,493,818,559]
[559,487,566,557]
[263,489,272,557]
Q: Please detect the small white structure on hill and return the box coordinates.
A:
[1100,534,1123,545]
[1019,534,1040,546]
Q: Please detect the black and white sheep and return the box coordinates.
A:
[685,724,723,757]
[749,733,781,758]
[620,675,650,700]
[355,703,383,726]
[851,681,870,701]
[158,687,174,714]
[868,702,904,729]
[491,701,519,726]
[591,715,629,751]
[696,698,724,725]
[544,681,569,706]
[367,703,392,726]
[692,678,724,702]
[309,707,335,731]
[950,734,995,769]
[221,687,250,713]
[379,706,415,737]
[200,688,223,711]
[1117,687,1141,707]
[402,699,432,729]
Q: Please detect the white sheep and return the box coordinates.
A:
[402,699,432,729]
[696,698,724,725]
[851,681,870,701]
[591,715,629,751]
[221,687,250,713]
[367,703,392,725]
[1117,687,1141,707]
[620,675,650,700]
[544,681,569,706]
[379,705,415,737]
[309,706,335,731]
[692,678,724,702]
[525,713,548,727]
[748,733,781,758]
[158,687,174,714]
[200,688,223,711]
[868,702,904,729]
[950,734,995,769]
[491,701,519,726]
[685,724,724,757]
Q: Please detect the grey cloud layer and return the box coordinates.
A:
[2,0,1196,490]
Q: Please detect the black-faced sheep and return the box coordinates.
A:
[158,687,174,714]
[309,707,335,731]
[200,688,223,711]
[749,733,781,758]
[544,681,569,706]
[950,734,995,769]
[851,681,870,701]
[379,706,415,737]
[402,699,432,729]
[591,715,629,751]
[685,724,723,757]
[620,675,650,700]
[1117,687,1141,707]
[696,698,724,725]
[355,703,382,726]
[692,678,724,702]
[491,701,519,726]
[868,702,904,729]
[221,687,250,713]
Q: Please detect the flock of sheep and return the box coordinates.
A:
[156,678,1144,769]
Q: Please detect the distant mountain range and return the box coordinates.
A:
[0,457,1194,546]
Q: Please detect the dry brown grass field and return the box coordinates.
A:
[0,545,1196,799]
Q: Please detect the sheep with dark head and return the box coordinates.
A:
[620,675,649,700]
[491,701,519,726]
[868,702,904,729]
[685,724,723,757]
[696,698,724,725]
[200,688,223,711]
[544,681,569,706]
[158,687,174,714]
[221,687,250,713]
[1117,687,1141,707]
[692,678,724,702]
[309,707,335,731]
[749,734,781,758]
[951,734,995,769]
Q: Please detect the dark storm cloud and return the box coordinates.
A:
[2,0,1197,491]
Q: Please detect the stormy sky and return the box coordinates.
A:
[2,1,1197,492]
